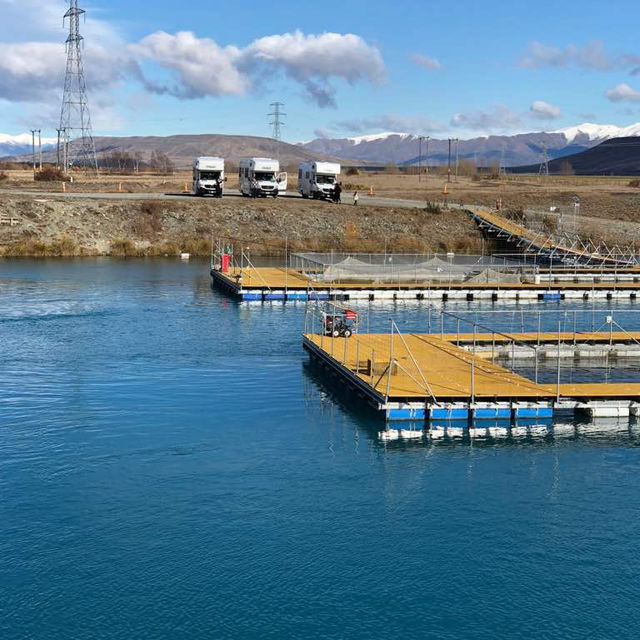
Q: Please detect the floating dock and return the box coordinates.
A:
[303,330,640,422]
[211,265,640,303]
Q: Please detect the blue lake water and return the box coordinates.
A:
[2,258,640,639]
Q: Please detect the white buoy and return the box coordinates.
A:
[180,252,190,260]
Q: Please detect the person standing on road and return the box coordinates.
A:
[353,190,359,206]
[333,182,342,204]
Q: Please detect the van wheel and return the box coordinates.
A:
[343,329,352,338]
[301,193,308,199]
[332,329,340,337]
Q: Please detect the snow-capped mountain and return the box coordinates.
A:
[552,122,640,144]
[301,123,640,166]
[0,133,57,158]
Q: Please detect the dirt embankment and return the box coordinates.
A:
[0,196,483,257]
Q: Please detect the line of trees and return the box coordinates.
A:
[99,149,175,175]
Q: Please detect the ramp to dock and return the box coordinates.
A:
[470,206,636,267]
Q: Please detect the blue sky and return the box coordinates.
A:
[1,0,640,141]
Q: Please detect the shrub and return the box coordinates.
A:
[542,214,558,235]
[0,171,7,182]
[34,167,69,182]
[110,238,137,257]
[425,201,441,214]
[345,167,360,176]
[629,179,640,188]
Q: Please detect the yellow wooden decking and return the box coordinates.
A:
[441,331,640,344]
[216,266,640,291]
[304,332,640,402]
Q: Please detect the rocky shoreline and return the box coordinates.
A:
[0,196,483,257]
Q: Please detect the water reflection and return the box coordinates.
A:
[302,359,640,452]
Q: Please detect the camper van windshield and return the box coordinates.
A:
[199,171,220,180]
[316,174,335,184]
[255,172,275,181]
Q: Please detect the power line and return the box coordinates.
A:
[59,0,98,173]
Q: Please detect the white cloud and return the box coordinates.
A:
[331,114,444,135]
[130,31,247,98]
[605,83,640,103]
[519,40,640,72]
[451,105,522,133]
[410,54,442,71]
[0,40,125,103]
[529,100,562,120]
[131,30,385,107]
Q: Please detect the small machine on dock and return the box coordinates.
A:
[321,303,359,338]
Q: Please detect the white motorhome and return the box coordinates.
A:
[298,162,341,200]
[238,157,287,198]
[192,157,225,197]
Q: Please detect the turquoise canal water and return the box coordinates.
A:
[2,258,640,639]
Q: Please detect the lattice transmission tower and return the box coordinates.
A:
[59,0,98,173]
[538,144,549,178]
[268,102,286,161]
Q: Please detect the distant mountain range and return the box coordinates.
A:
[1,133,337,168]
[3,123,640,170]
[0,133,57,157]
[300,123,640,167]
[510,136,640,175]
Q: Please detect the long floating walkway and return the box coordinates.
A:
[303,330,640,421]
[470,206,635,267]
[211,265,640,303]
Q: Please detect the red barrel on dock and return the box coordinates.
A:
[221,253,231,273]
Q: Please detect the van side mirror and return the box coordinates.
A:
[224,176,228,182]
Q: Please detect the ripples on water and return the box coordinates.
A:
[1,258,640,639]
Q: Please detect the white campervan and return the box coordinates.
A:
[192,157,225,197]
[238,157,287,198]
[298,162,341,200]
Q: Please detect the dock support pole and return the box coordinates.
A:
[386,321,394,402]
[470,358,475,405]
[537,312,541,346]
[556,321,561,403]
[610,311,614,346]
[371,349,376,387]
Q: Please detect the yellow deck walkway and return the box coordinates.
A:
[440,331,640,344]
[304,332,640,402]
[216,266,640,291]
[472,207,640,267]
